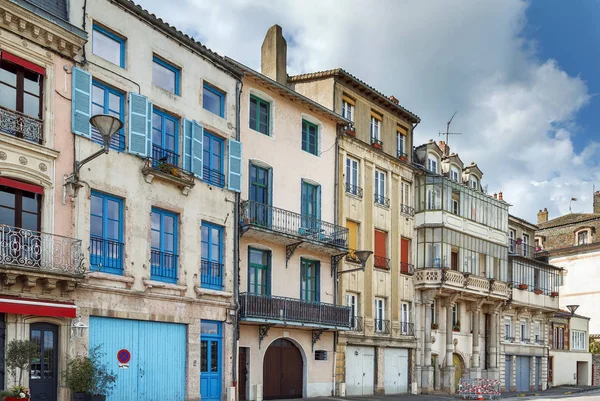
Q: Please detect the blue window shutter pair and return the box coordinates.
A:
[315,262,321,302]
[228,139,242,192]
[71,67,92,138]
[127,92,153,157]
[183,119,205,178]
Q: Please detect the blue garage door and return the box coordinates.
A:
[515,356,530,392]
[89,317,186,401]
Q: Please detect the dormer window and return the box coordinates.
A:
[427,154,439,174]
[470,176,479,190]
[450,166,460,182]
[577,230,589,245]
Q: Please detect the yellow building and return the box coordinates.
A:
[291,70,421,395]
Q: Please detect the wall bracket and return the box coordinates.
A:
[312,328,327,352]
[285,241,303,268]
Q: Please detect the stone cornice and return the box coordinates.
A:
[0,1,87,59]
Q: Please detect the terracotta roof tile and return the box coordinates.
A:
[538,213,600,229]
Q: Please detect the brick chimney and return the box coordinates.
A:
[493,193,497,199]
[537,208,548,224]
[438,140,450,156]
[594,191,600,214]
[261,25,287,85]
[389,95,399,104]
[498,192,503,201]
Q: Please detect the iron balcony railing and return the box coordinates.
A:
[92,128,125,151]
[0,225,83,275]
[203,166,225,188]
[0,105,43,144]
[374,319,390,334]
[400,262,414,275]
[508,239,546,259]
[143,157,195,186]
[201,258,223,290]
[152,144,180,167]
[521,337,531,343]
[239,292,351,328]
[397,150,408,159]
[150,249,178,283]
[374,255,390,269]
[375,194,390,207]
[241,200,348,248]
[400,322,415,336]
[534,337,545,345]
[400,204,415,216]
[89,237,123,273]
[350,316,364,331]
[345,183,363,198]
[371,137,383,147]
[505,336,515,342]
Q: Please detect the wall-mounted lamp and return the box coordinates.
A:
[70,316,89,340]
[66,114,123,197]
[337,250,373,276]
[566,304,579,315]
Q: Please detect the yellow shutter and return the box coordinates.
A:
[346,220,358,250]
[342,95,355,106]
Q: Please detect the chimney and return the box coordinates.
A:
[594,191,600,214]
[438,141,450,156]
[537,208,549,224]
[389,95,399,104]
[493,193,497,199]
[261,25,287,85]
[498,192,503,201]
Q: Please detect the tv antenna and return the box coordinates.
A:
[439,111,462,146]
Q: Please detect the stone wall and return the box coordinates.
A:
[538,219,600,250]
[593,354,600,386]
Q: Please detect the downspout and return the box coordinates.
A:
[81,0,87,63]
[232,78,243,398]
[332,90,339,396]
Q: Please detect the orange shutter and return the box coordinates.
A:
[401,238,409,264]
[375,230,387,258]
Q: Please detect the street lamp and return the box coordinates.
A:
[337,250,373,276]
[566,305,579,315]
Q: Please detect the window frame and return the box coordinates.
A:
[201,221,224,290]
[470,176,479,190]
[89,191,124,275]
[576,229,590,246]
[152,107,180,165]
[0,180,42,231]
[346,156,360,195]
[301,119,319,156]
[249,94,270,135]
[370,115,381,142]
[397,131,406,157]
[203,82,225,118]
[428,154,439,174]
[0,58,44,126]
[300,258,320,302]
[248,247,271,295]
[401,181,411,207]
[374,297,385,332]
[346,293,358,328]
[150,207,179,283]
[152,55,180,95]
[91,80,125,151]
[374,169,386,205]
[342,98,354,122]
[202,131,225,188]
[92,24,126,68]
[505,318,512,340]
[452,304,459,329]
[520,320,528,342]
[523,233,529,257]
[571,330,586,351]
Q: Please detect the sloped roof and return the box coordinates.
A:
[288,69,420,124]
[538,213,600,230]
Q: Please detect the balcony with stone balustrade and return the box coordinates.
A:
[413,268,510,300]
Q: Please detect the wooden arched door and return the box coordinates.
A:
[453,353,463,391]
[263,338,302,399]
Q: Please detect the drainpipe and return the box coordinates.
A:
[232,78,243,399]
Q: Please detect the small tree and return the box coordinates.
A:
[64,345,117,397]
[590,339,600,354]
[5,340,39,387]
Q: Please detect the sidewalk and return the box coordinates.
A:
[499,385,599,398]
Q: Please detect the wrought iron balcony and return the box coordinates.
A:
[150,249,178,283]
[0,225,83,275]
[239,292,351,329]
[400,322,414,336]
[371,137,383,148]
[203,166,225,188]
[504,336,515,342]
[521,337,531,343]
[400,262,414,275]
[90,237,123,274]
[350,316,364,331]
[397,150,408,159]
[201,259,223,290]
[375,194,390,207]
[400,204,415,216]
[374,319,390,334]
[240,200,348,249]
[0,105,43,144]
[374,255,390,269]
[345,183,363,198]
[508,239,548,260]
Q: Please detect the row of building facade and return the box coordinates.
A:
[0,1,592,401]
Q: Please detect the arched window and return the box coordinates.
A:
[427,154,439,174]
[470,176,479,190]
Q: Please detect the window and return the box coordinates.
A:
[509,230,516,253]
[92,24,125,67]
[346,157,360,196]
[0,180,41,230]
[341,97,354,122]
[401,303,410,335]
[375,169,387,205]
[451,190,460,215]
[91,81,125,151]
[470,176,479,190]
[374,298,385,333]
[203,83,225,117]
[302,119,319,155]
[397,132,406,158]
[452,304,459,330]
[301,181,320,231]
[504,318,512,340]
[152,108,179,166]
[572,330,586,350]
[346,293,358,329]
[202,132,224,187]
[346,220,359,262]
[451,167,460,182]
[427,154,438,173]
[152,56,180,95]
[426,186,441,210]
[374,229,388,269]
[201,222,223,290]
[535,322,541,343]
[300,258,320,302]
[553,326,565,349]
[314,350,328,361]
[248,247,270,295]
[430,300,437,326]
[523,234,529,257]
[370,114,381,143]
[401,182,410,207]
[90,191,123,274]
[577,231,589,245]
[249,95,270,135]
[520,321,528,342]
[150,208,178,283]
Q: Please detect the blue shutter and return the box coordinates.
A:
[316,185,322,221]
[228,139,242,192]
[266,251,272,296]
[315,262,320,302]
[71,67,92,138]
[146,100,153,157]
[183,119,193,172]
[128,93,149,157]
[192,121,204,179]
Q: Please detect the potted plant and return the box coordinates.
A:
[372,142,383,150]
[431,323,439,330]
[518,283,528,290]
[346,128,356,137]
[399,155,408,162]
[453,321,461,332]
[64,345,117,401]
[551,291,559,297]
[534,288,543,295]
[1,340,38,401]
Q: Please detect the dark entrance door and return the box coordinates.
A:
[451,251,458,270]
[0,313,5,387]
[30,323,58,401]
[239,347,248,401]
[263,339,302,399]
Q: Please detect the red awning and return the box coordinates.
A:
[0,296,76,318]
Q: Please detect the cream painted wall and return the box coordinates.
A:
[550,350,592,386]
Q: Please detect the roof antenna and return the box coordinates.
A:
[439,111,462,147]
[569,197,577,213]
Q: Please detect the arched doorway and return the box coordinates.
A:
[453,353,465,391]
[263,338,303,399]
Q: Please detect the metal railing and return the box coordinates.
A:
[371,137,383,147]
[400,322,414,336]
[152,144,180,167]
[521,337,531,343]
[374,319,390,334]
[143,158,195,186]
[239,292,351,328]
[400,203,415,216]
[0,105,43,144]
[504,336,515,342]
[240,200,348,248]
[203,166,225,188]
[150,249,178,282]
[0,225,83,274]
[89,237,123,273]
[534,338,545,345]
[374,255,390,269]
[400,262,414,275]
[397,151,408,159]
[92,128,125,151]
[201,259,223,289]
[375,194,390,207]
[345,183,363,198]
[350,316,364,331]
[508,239,545,259]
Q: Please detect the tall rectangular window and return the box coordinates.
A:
[301,181,320,231]
[578,231,589,245]
[201,222,223,290]
[203,83,225,117]
[345,157,360,196]
[452,304,459,329]
[520,321,528,342]
[152,108,179,166]
[401,182,410,207]
[248,247,270,295]
[346,293,358,328]
[249,95,270,135]
[342,97,354,122]
[401,303,410,335]
[203,132,224,187]
[572,330,586,350]
[90,191,123,275]
[346,220,359,261]
[92,24,125,67]
[397,132,406,157]
[300,259,319,302]
[401,237,411,274]
[302,120,319,155]
[370,114,381,143]
[152,56,180,95]
[509,230,516,253]
[150,208,178,283]
[374,298,385,332]
[427,155,438,173]
[91,81,125,151]
[374,229,388,269]
[375,169,386,205]
[505,318,512,340]
[523,234,529,257]
[431,300,437,326]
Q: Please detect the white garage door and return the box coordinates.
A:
[384,348,409,394]
[345,346,375,396]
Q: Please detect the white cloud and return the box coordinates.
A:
[136,0,594,221]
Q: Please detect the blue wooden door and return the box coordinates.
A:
[200,320,222,401]
[516,356,530,392]
[89,317,186,401]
